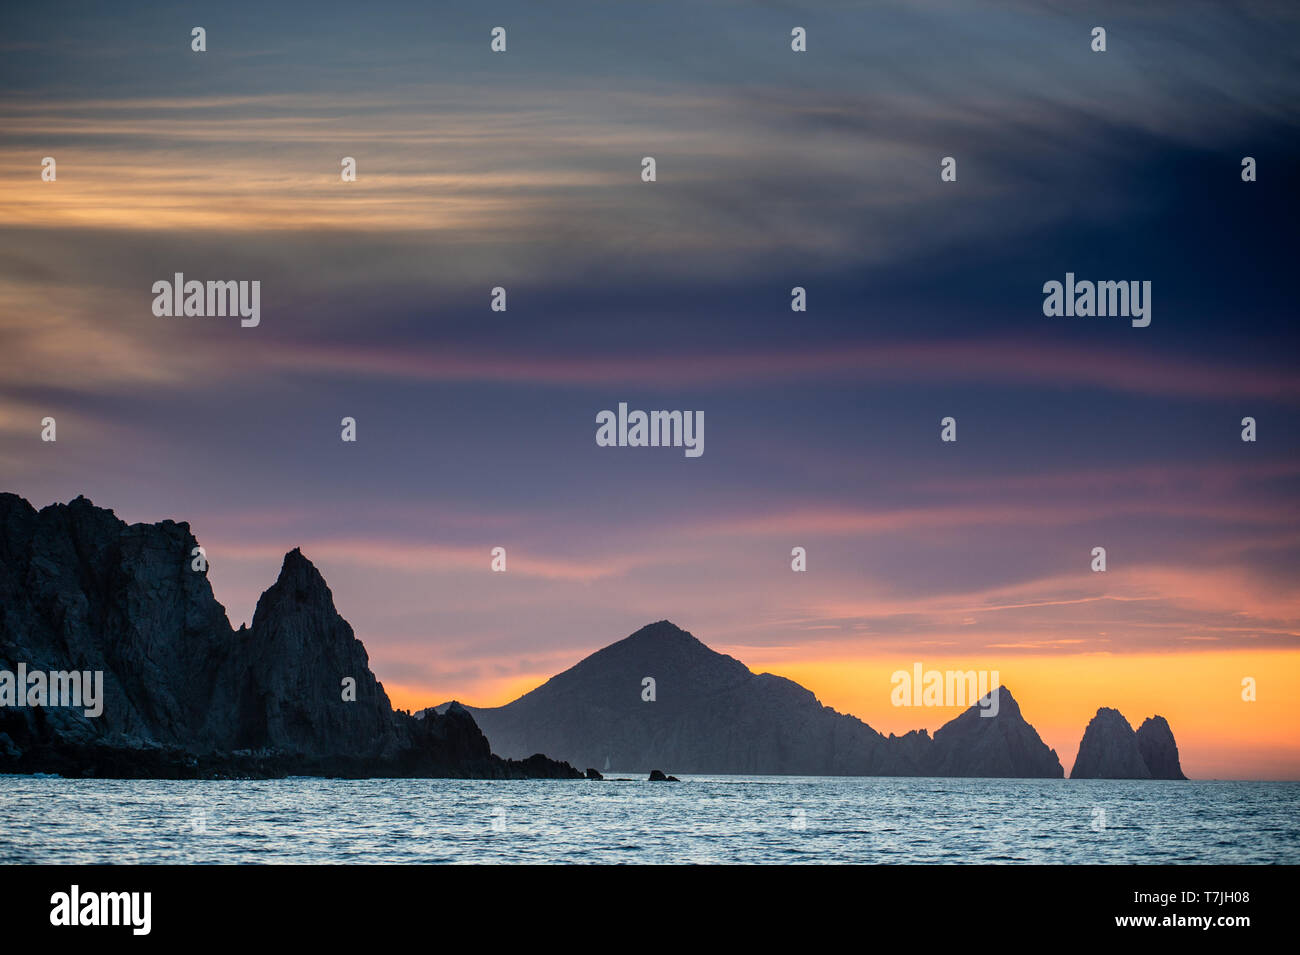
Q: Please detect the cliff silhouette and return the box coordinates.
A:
[1070,709,1187,779]
[1,494,1189,781]
[431,620,1068,777]
[0,493,580,779]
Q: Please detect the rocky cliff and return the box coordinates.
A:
[0,493,582,779]
[430,620,1064,777]
[1070,707,1187,779]
[928,686,1064,778]
[1135,715,1188,780]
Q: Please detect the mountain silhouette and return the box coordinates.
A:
[431,620,1065,777]
[1071,707,1187,779]
[2,494,1189,782]
[1135,716,1188,780]
[0,493,581,779]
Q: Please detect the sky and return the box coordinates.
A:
[2,0,1298,778]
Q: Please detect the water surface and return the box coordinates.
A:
[2,776,1294,864]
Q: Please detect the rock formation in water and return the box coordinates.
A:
[1069,707,1154,779]
[429,620,1064,777]
[0,493,582,780]
[928,686,1064,778]
[1135,715,1188,780]
[4,495,1187,782]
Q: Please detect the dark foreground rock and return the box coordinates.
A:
[0,493,582,780]
[648,769,679,781]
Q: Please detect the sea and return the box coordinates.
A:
[2,775,1296,864]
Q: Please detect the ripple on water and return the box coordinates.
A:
[0,776,1296,864]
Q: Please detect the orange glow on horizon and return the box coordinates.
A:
[386,649,1300,780]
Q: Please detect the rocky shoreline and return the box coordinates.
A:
[0,493,581,780]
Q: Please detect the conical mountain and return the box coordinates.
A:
[441,621,1062,777]
[929,686,1064,778]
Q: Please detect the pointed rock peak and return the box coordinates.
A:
[608,620,728,666]
[986,684,1020,715]
[1135,714,1187,780]
[443,701,478,723]
[633,619,685,634]
[966,684,1015,719]
[624,620,698,645]
[277,547,327,589]
[939,684,1024,725]
[251,547,338,628]
[1088,706,1134,730]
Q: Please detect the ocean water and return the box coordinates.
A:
[1,775,1296,864]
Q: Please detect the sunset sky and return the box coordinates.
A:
[2,1,1297,778]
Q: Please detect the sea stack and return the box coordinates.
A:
[1135,716,1187,780]
[1070,707,1153,779]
